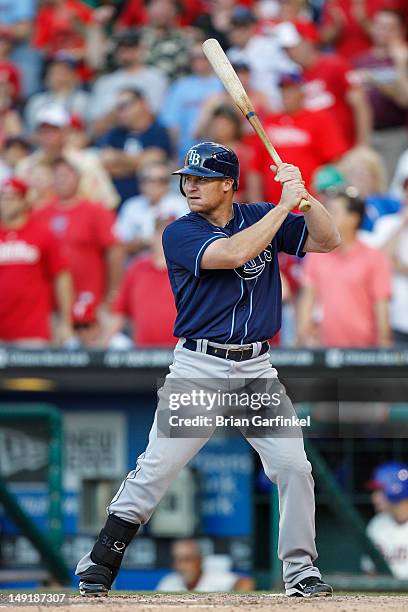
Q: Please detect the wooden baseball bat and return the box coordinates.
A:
[202,38,311,213]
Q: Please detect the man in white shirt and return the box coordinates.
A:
[360,176,408,344]
[156,540,253,592]
[115,162,188,255]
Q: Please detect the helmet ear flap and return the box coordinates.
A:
[179,176,186,197]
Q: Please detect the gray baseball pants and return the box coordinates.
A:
[76,339,321,589]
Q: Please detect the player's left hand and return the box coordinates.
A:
[271,163,304,184]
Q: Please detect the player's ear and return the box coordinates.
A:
[223,178,234,192]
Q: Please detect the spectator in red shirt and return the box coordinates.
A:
[320,0,376,62]
[297,191,392,347]
[0,177,73,345]
[352,9,408,179]
[247,73,348,204]
[106,217,177,347]
[35,157,124,310]
[33,0,94,60]
[320,0,408,62]
[278,21,371,148]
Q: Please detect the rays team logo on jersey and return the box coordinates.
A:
[235,244,273,279]
[188,149,201,165]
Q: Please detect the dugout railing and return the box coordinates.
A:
[0,404,70,585]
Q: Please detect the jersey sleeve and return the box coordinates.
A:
[162,219,226,277]
[276,212,309,257]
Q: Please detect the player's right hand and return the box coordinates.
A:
[278,179,309,212]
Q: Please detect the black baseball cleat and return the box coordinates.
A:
[79,582,109,597]
[79,564,113,597]
[286,576,333,598]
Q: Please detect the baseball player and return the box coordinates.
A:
[364,462,408,579]
[76,141,340,598]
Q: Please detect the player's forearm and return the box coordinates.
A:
[304,194,341,252]
[203,205,290,269]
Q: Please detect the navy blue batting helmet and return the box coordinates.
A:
[173,142,240,196]
[368,462,408,504]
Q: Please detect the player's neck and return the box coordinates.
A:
[199,202,234,228]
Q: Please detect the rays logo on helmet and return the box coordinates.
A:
[188,149,201,165]
[235,245,273,279]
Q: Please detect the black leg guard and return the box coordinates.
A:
[89,514,140,581]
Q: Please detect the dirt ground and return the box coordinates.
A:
[2,593,408,612]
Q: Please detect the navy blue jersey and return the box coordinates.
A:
[162,202,308,344]
[96,120,172,204]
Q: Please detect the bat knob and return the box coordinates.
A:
[299,198,311,213]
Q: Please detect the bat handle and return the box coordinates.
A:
[246,113,311,213]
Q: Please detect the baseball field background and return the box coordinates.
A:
[1,346,408,608]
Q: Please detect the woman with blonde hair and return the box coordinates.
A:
[339,146,400,231]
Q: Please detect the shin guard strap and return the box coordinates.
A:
[90,514,139,570]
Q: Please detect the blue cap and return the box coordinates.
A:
[368,462,408,504]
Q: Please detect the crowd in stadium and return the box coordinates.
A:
[0,0,407,349]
